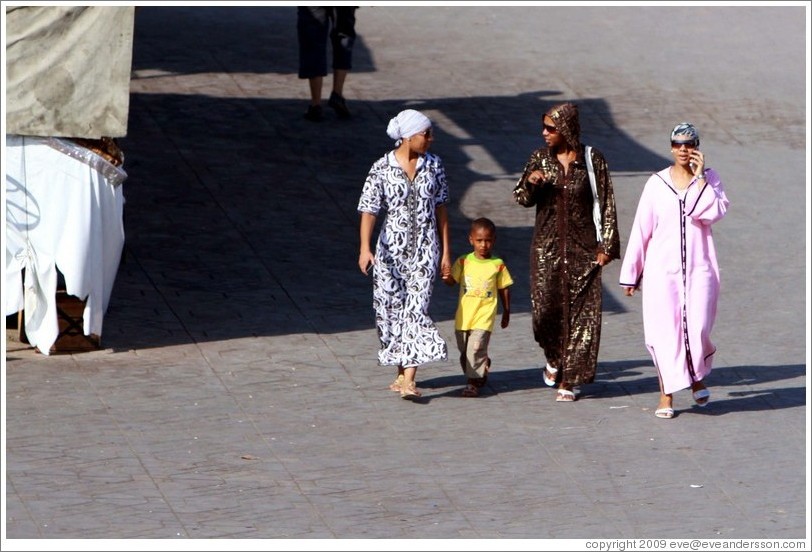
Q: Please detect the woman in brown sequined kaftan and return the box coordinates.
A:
[513,103,620,401]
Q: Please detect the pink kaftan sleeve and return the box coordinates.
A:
[683,168,729,224]
[619,174,658,289]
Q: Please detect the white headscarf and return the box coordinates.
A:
[386,109,431,145]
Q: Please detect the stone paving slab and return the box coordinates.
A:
[3,4,809,547]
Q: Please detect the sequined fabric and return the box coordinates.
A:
[513,106,620,387]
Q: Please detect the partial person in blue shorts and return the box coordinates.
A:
[297,6,357,122]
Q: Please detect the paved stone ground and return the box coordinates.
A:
[3,5,809,547]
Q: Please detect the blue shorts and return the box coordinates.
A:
[297,7,357,79]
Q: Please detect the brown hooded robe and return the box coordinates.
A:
[513,103,620,387]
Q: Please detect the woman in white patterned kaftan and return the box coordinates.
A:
[357,109,451,400]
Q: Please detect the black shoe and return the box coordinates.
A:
[304,105,324,122]
[328,92,351,119]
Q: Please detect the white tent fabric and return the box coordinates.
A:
[5,136,126,354]
[5,6,135,138]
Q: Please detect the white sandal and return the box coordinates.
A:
[655,407,675,419]
[692,387,710,407]
[555,388,576,402]
[542,363,558,387]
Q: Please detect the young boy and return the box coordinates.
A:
[442,218,513,397]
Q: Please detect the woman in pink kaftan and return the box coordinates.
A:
[619,123,729,419]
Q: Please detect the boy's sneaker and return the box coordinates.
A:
[328,92,351,119]
[304,104,324,122]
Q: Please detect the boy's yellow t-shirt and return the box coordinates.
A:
[451,252,513,332]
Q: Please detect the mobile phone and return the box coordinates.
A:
[689,148,700,173]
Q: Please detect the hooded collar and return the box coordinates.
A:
[546,102,580,152]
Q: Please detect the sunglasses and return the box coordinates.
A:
[543,124,558,133]
[671,140,697,149]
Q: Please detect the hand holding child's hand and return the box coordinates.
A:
[440,263,453,282]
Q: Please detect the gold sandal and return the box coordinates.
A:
[389,374,405,392]
[400,381,422,400]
